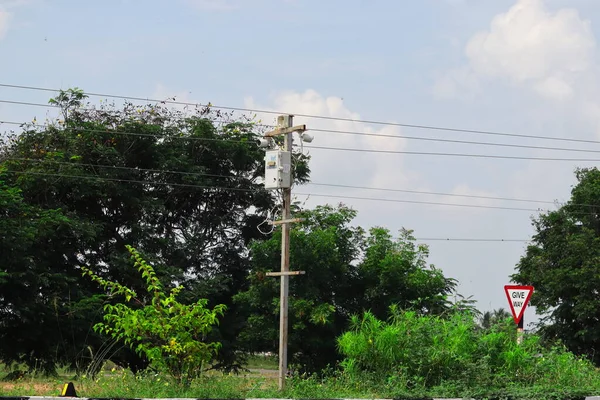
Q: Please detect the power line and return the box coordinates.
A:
[5,157,561,205]
[3,118,600,156]
[4,170,256,192]
[0,206,534,244]
[414,238,529,243]
[295,192,542,212]
[2,169,545,212]
[306,145,600,162]
[7,158,599,211]
[1,83,599,146]
[310,128,600,154]
[5,158,254,181]
[0,99,57,109]
[3,118,600,162]
[307,182,557,205]
[0,169,570,242]
[0,120,261,145]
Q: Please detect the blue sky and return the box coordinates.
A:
[3,0,600,326]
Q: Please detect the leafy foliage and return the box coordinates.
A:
[357,227,463,318]
[337,307,600,396]
[0,166,99,374]
[513,167,600,364]
[235,204,461,373]
[235,205,362,372]
[0,88,296,372]
[479,308,512,330]
[82,245,226,385]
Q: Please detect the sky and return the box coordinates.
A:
[2,0,600,328]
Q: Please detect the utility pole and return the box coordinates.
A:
[517,316,524,345]
[261,115,311,390]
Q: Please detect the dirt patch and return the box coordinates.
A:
[0,381,61,396]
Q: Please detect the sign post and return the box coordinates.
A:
[504,285,534,344]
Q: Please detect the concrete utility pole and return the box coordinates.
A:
[262,115,310,390]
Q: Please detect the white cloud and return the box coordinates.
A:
[465,0,600,140]
[533,76,574,100]
[438,0,597,102]
[466,0,595,84]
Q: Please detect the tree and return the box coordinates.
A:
[513,167,600,364]
[235,204,460,373]
[479,308,512,330]
[0,167,98,373]
[357,227,458,319]
[234,204,362,372]
[0,89,306,372]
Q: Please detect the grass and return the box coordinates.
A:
[2,364,600,399]
[3,333,600,399]
[0,367,387,399]
[245,353,278,370]
[0,354,279,397]
[0,359,282,398]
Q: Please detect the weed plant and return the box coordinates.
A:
[337,307,600,399]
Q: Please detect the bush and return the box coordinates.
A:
[81,245,226,385]
[337,306,600,396]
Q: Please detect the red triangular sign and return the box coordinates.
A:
[504,285,534,324]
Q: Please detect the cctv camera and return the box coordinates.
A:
[258,138,272,148]
[300,133,314,143]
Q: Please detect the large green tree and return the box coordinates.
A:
[234,205,363,372]
[513,167,600,364]
[0,89,307,372]
[0,168,98,373]
[235,204,459,373]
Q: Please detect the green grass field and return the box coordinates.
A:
[2,359,599,400]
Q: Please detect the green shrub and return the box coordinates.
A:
[81,245,226,385]
[337,306,600,395]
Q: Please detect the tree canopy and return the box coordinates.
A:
[513,167,600,364]
[234,204,462,372]
[0,168,97,372]
[0,89,300,372]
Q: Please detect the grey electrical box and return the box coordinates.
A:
[264,149,291,189]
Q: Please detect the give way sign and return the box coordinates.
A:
[504,285,534,324]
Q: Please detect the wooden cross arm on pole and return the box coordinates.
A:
[269,218,304,226]
[265,271,306,277]
[264,124,307,138]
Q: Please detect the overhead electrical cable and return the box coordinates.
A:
[2,118,600,162]
[0,169,550,213]
[1,83,599,145]
[2,119,600,155]
[4,157,563,205]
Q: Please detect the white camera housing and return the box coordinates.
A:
[258,138,273,148]
[300,132,313,143]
